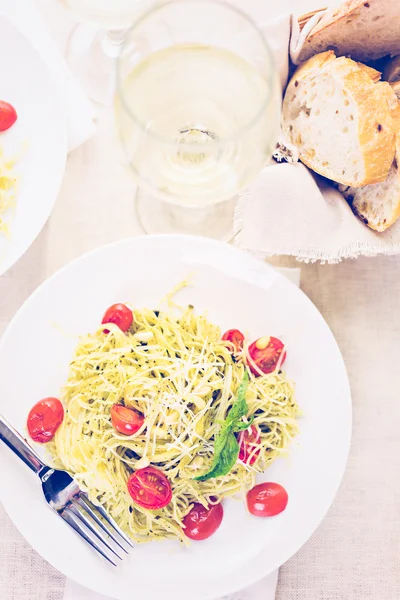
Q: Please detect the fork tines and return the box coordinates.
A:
[60,493,133,566]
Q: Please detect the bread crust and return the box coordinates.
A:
[357,63,381,83]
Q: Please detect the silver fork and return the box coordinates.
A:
[0,414,133,565]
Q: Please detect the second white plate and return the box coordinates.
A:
[0,16,66,276]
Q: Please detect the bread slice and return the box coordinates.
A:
[338,103,400,231]
[339,156,400,231]
[298,0,400,63]
[282,52,396,187]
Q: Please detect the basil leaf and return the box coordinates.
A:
[194,371,250,482]
[226,370,249,425]
[212,423,231,460]
[194,424,230,481]
[195,433,239,481]
[233,416,255,433]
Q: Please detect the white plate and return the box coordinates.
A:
[0,17,66,276]
[0,235,351,600]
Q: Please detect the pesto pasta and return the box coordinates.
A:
[49,302,299,544]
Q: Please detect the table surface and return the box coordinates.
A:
[1,1,400,599]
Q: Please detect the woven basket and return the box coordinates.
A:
[298,7,326,31]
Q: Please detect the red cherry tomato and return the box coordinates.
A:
[247,337,286,376]
[27,397,64,443]
[222,329,245,353]
[182,502,223,541]
[127,466,172,510]
[238,425,261,465]
[102,303,133,333]
[0,101,17,132]
[246,482,288,517]
[111,404,144,435]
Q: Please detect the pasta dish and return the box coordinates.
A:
[28,292,300,544]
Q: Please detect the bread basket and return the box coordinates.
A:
[234,3,400,262]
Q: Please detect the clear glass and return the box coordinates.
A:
[58,0,153,104]
[115,0,281,239]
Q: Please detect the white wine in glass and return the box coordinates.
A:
[115,0,281,238]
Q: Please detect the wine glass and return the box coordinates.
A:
[115,0,281,240]
[57,0,154,104]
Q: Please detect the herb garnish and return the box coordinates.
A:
[195,371,252,481]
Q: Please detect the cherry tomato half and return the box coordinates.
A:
[27,397,64,443]
[222,329,245,353]
[127,466,172,510]
[247,482,288,517]
[238,425,261,465]
[102,303,133,333]
[0,101,17,132]
[182,502,223,541]
[247,336,286,376]
[111,404,144,435]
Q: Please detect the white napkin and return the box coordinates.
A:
[0,0,95,152]
[64,572,280,600]
[235,10,400,263]
[63,266,300,600]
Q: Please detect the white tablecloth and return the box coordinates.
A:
[1,0,400,599]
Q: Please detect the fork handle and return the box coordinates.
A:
[0,413,46,474]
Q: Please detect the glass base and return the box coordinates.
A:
[135,189,236,241]
[66,24,123,105]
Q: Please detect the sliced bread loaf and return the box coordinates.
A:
[282,52,396,187]
[298,0,400,63]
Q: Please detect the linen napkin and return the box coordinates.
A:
[63,266,300,600]
[0,0,95,152]
[63,572,280,600]
[234,10,400,262]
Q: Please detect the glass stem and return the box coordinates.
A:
[101,29,127,59]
